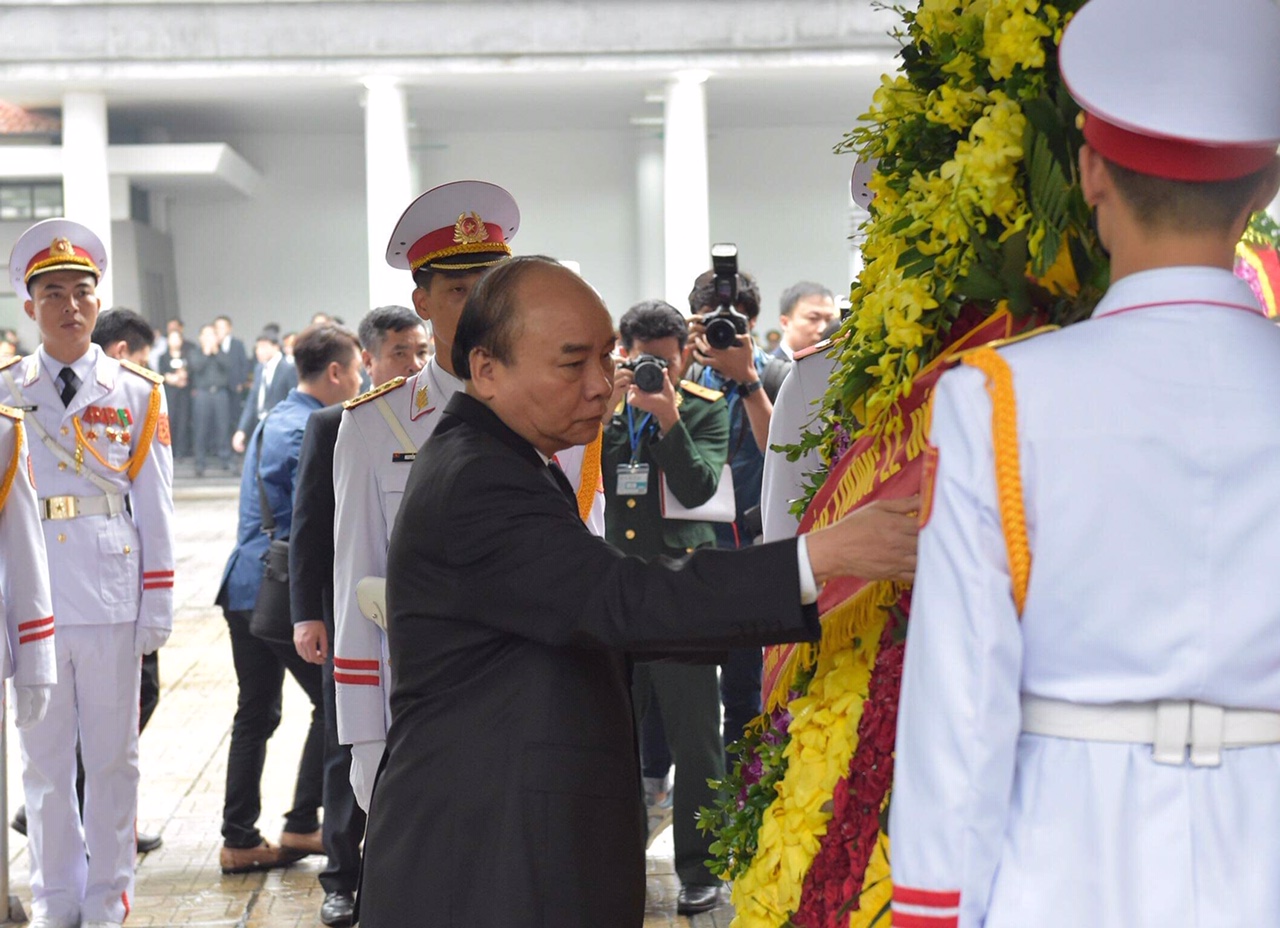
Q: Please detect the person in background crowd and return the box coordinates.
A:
[215,323,363,875]
[213,315,250,446]
[159,328,194,459]
[187,324,234,477]
[290,305,429,927]
[232,331,297,454]
[683,267,790,751]
[762,328,782,354]
[601,299,730,915]
[283,332,297,359]
[1,218,174,928]
[772,281,838,360]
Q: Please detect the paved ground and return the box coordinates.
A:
[0,477,737,926]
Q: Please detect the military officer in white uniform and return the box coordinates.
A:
[1,219,174,928]
[889,2,1280,926]
[333,181,605,809]
[0,408,57,729]
[759,337,839,544]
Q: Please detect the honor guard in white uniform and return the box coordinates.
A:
[2,219,174,928]
[332,182,605,809]
[0,408,57,728]
[889,2,1280,926]
[759,337,839,544]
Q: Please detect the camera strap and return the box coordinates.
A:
[625,404,653,465]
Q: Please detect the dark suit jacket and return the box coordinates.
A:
[238,357,298,435]
[289,404,341,632]
[358,392,818,928]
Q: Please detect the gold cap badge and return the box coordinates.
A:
[453,212,490,245]
[50,237,73,256]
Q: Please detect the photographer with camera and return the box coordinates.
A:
[683,247,791,750]
[601,299,730,915]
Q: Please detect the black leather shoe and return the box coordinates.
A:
[137,832,163,853]
[676,883,720,915]
[10,806,25,837]
[320,891,356,927]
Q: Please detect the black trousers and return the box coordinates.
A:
[321,653,366,893]
[192,388,232,471]
[720,646,763,749]
[221,609,325,848]
[632,662,725,887]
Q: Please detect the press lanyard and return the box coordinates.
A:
[625,404,653,465]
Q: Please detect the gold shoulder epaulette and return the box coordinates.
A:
[794,333,846,361]
[680,379,724,402]
[343,376,406,410]
[0,355,22,373]
[119,358,164,385]
[0,403,22,422]
[970,325,1060,355]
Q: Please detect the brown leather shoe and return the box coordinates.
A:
[219,839,306,874]
[278,828,324,857]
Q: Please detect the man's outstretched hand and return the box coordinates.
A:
[805,495,920,585]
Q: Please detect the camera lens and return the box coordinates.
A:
[705,317,738,351]
[633,359,666,393]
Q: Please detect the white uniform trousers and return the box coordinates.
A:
[19,624,140,924]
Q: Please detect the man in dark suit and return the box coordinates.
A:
[289,306,428,928]
[358,256,919,927]
[214,314,251,446]
[233,331,298,453]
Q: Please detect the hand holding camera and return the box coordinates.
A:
[623,356,680,434]
[691,243,762,386]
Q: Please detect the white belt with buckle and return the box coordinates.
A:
[40,493,126,521]
[1021,695,1280,767]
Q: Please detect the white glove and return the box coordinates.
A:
[14,683,52,730]
[134,625,170,657]
[349,740,385,812]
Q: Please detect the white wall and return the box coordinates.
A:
[143,121,860,340]
[167,130,368,336]
[415,128,641,318]
[414,123,857,329]
[710,125,858,332]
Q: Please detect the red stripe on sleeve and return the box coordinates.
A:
[142,570,175,579]
[334,658,381,671]
[143,581,175,590]
[17,616,54,632]
[893,913,958,928]
[20,627,55,645]
[334,672,381,686]
[895,888,962,908]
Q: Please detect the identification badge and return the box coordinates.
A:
[616,462,650,496]
[392,452,416,463]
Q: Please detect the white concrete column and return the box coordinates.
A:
[363,77,413,309]
[635,137,665,307]
[662,71,711,309]
[61,91,114,306]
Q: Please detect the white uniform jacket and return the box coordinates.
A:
[890,267,1280,928]
[0,347,174,631]
[331,358,605,746]
[760,340,838,543]
[0,411,57,685]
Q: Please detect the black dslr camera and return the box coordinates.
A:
[620,354,669,393]
[702,243,749,351]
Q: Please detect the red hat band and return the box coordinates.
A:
[24,237,101,283]
[408,212,511,271]
[1083,112,1277,182]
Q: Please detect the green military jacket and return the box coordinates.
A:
[602,379,730,559]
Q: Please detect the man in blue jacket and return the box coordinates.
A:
[215,323,362,873]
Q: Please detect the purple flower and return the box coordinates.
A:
[743,753,764,786]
